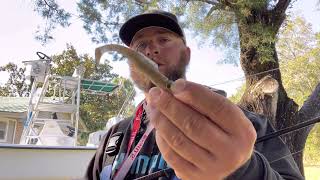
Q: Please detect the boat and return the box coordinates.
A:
[0,52,120,179]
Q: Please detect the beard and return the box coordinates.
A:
[129,50,189,92]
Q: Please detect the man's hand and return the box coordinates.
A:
[146,79,257,180]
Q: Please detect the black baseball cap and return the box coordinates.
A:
[119,10,185,46]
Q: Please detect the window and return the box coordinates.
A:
[0,121,8,142]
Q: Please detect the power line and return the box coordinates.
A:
[209,67,280,87]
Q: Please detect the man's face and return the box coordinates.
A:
[129,27,190,92]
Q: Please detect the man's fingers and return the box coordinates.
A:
[155,134,200,180]
[147,89,230,155]
[147,106,216,169]
[169,79,252,135]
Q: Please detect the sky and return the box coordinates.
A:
[0,0,319,103]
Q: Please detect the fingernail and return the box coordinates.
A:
[149,87,161,102]
[171,79,186,94]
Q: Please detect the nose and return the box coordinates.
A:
[145,42,159,58]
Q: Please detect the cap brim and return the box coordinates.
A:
[119,13,184,46]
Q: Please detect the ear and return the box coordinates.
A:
[185,46,191,65]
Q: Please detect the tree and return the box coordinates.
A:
[0,87,10,97]
[33,0,71,45]
[231,14,320,171]
[277,16,315,61]
[277,16,320,167]
[0,63,30,97]
[31,0,320,174]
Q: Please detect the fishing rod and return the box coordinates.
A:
[133,115,320,180]
[256,115,320,143]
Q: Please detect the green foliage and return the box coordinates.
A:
[277,15,320,166]
[277,16,315,61]
[77,0,145,43]
[229,15,320,166]
[281,46,320,165]
[243,22,277,62]
[32,0,310,66]
[280,47,320,106]
[49,45,136,134]
[228,84,246,103]
[0,63,30,97]
[278,16,320,106]
[78,132,90,146]
[304,124,320,165]
[33,0,71,45]
[0,86,10,96]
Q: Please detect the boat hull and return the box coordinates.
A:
[0,144,96,180]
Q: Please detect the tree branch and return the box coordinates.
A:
[269,0,292,30]
[190,0,220,6]
[43,0,55,11]
[273,0,292,15]
[295,83,320,132]
[134,0,151,7]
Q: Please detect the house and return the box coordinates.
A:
[0,97,28,144]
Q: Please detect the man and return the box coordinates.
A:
[86,10,303,180]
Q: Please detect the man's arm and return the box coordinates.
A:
[227,150,303,180]
[227,110,303,180]
[84,117,132,180]
[85,129,113,180]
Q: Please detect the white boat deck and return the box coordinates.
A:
[0,144,96,180]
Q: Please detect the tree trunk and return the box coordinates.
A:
[236,18,307,174]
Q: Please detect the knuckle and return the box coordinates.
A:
[163,150,179,165]
[182,114,202,134]
[171,133,186,148]
[212,98,229,117]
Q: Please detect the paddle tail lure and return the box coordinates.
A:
[95,44,173,91]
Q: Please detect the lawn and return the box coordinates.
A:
[305,166,320,180]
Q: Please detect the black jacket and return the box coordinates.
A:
[85,108,304,180]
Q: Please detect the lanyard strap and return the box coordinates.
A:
[113,123,154,180]
[113,101,154,180]
[126,103,144,156]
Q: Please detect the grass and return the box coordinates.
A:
[305,166,320,180]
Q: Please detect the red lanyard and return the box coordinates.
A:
[126,102,144,156]
[113,101,154,180]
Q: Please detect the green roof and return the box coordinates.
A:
[81,79,118,93]
[0,80,118,113]
[0,97,56,113]
[0,97,29,113]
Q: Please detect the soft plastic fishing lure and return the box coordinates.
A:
[95,44,173,91]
